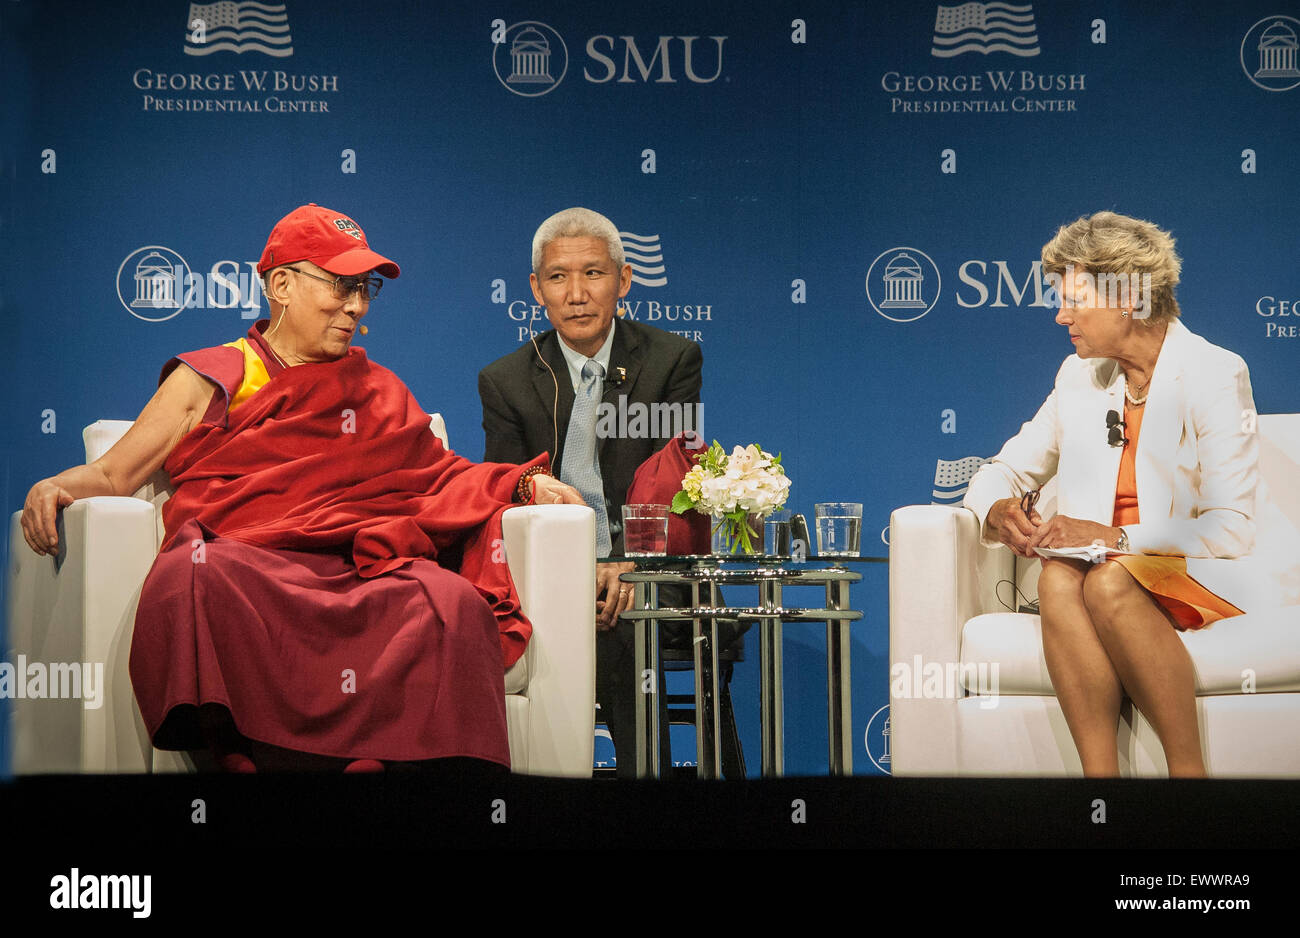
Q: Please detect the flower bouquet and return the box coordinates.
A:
[671,441,791,554]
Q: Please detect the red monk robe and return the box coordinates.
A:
[129,322,546,765]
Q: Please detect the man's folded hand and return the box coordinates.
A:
[595,561,636,631]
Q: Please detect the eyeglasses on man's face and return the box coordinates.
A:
[288,266,383,301]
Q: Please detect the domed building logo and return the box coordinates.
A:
[1241,16,1300,91]
[866,247,942,322]
[493,21,568,97]
[116,246,192,322]
[864,704,892,774]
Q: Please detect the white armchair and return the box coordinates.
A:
[6,416,596,776]
[889,414,1300,777]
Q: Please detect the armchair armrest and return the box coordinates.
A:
[501,504,596,777]
[888,504,1012,775]
[7,497,160,773]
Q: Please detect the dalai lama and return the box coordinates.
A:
[18,204,585,772]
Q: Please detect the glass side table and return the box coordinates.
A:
[617,554,883,779]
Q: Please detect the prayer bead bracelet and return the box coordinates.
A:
[515,465,549,504]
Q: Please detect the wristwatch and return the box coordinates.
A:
[1116,528,1130,552]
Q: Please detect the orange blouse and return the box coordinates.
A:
[1111,401,1144,528]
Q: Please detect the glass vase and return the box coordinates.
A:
[709,511,765,556]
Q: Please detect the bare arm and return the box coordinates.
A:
[20,365,216,555]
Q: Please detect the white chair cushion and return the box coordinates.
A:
[959,613,1053,695]
[962,608,1300,696]
[505,655,527,695]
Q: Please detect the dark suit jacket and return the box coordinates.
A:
[478,318,703,555]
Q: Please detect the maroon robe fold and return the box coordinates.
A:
[130,339,545,764]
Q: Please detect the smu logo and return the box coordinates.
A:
[117,246,192,322]
[865,247,942,323]
[116,245,265,321]
[1241,16,1300,92]
[493,20,726,95]
[493,21,568,97]
[584,35,727,83]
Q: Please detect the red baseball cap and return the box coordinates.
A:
[258,203,400,278]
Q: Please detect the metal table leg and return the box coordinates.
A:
[693,577,721,779]
[759,577,784,777]
[633,580,660,779]
[826,575,853,776]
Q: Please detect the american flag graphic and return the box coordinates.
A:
[932,455,991,504]
[619,232,667,288]
[185,1,293,57]
[931,2,1040,58]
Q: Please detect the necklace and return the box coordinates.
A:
[1124,371,1149,406]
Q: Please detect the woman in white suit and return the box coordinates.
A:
[964,211,1258,778]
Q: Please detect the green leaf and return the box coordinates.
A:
[670,490,695,514]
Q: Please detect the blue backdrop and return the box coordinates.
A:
[3,0,1298,776]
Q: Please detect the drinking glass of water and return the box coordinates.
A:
[814,502,862,557]
[765,510,793,556]
[622,504,670,556]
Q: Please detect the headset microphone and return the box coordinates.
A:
[532,332,560,461]
[359,325,368,335]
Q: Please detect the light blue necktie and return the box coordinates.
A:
[561,358,612,556]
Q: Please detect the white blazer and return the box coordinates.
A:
[964,319,1258,565]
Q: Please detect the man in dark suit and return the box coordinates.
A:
[478,207,702,776]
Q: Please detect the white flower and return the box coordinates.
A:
[677,441,790,517]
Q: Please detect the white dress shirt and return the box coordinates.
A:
[557,320,617,392]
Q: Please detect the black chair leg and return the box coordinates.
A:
[719,665,745,778]
[660,660,747,778]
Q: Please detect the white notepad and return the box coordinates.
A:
[1034,544,1132,562]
